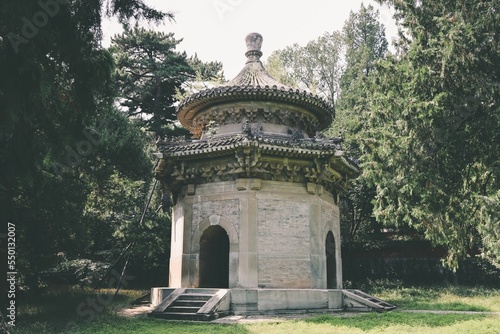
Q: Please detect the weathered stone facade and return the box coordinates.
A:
[167,179,344,290]
[156,33,358,293]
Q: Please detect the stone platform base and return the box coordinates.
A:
[151,288,344,315]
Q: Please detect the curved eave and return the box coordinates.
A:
[330,155,360,179]
[155,140,357,175]
[177,85,333,131]
[155,144,335,159]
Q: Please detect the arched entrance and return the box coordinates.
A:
[326,231,336,289]
[199,225,229,288]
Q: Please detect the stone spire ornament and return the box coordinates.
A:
[245,32,263,58]
[245,32,263,59]
[176,33,335,138]
[225,32,284,88]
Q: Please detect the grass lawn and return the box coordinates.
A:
[8,285,500,334]
[367,284,500,312]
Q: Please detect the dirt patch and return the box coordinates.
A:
[117,304,155,317]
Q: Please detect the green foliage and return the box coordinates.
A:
[11,287,144,334]
[477,190,500,268]
[175,54,226,102]
[0,0,173,290]
[368,284,500,312]
[363,0,500,269]
[331,4,389,251]
[111,26,194,136]
[44,257,109,285]
[332,3,388,142]
[339,178,380,248]
[103,0,174,24]
[187,53,224,83]
[341,3,388,93]
[266,31,344,106]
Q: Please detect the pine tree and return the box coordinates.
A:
[111,26,194,136]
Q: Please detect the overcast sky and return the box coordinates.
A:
[102,0,398,79]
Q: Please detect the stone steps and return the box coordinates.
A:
[343,289,396,311]
[149,288,230,321]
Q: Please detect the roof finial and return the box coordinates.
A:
[245,32,263,62]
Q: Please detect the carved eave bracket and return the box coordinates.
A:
[155,135,359,201]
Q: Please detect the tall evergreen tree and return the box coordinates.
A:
[332,3,388,146]
[329,4,389,250]
[363,0,500,268]
[341,3,388,91]
[111,26,194,136]
[0,0,173,290]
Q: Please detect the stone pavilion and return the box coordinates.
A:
[151,33,393,319]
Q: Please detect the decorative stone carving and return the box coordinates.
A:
[192,105,321,137]
[156,32,358,202]
[288,127,305,141]
[177,32,333,138]
[315,131,326,141]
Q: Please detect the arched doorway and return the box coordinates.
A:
[199,225,229,288]
[326,231,336,289]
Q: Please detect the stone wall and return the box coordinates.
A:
[168,179,343,289]
[191,199,240,250]
[257,199,311,288]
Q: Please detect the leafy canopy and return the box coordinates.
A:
[266,31,344,108]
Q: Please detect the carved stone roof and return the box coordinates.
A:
[177,33,334,133]
[155,131,359,181]
[157,134,343,157]
[155,131,359,193]
[156,33,359,194]
[225,32,286,88]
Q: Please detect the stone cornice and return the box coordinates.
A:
[155,133,359,197]
[156,133,344,160]
[177,85,333,135]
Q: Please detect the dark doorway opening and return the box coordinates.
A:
[326,231,336,289]
[199,225,229,288]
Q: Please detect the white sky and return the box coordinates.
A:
[102,0,398,79]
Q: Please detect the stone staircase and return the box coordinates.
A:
[149,288,230,321]
[343,289,396,312]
